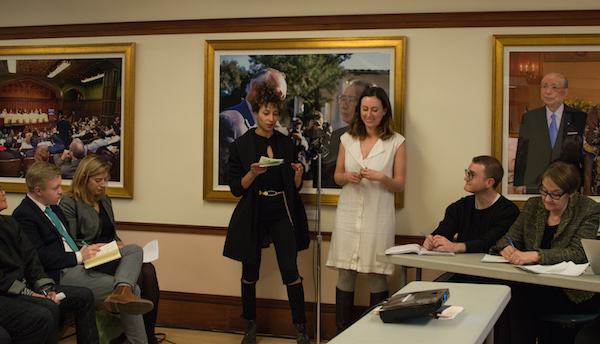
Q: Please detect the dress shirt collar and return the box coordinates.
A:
[27,194,50,213]
[546,104,565,128]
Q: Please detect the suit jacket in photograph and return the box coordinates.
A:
[514,105,587,192]
[219,99,255,184]
[12,196,77,283]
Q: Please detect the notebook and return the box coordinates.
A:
[581,239,600,274]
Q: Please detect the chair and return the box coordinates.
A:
[537,311,600,344]
[22,157,35,173]
[0,159,22,177]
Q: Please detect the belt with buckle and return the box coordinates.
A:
[258,190,284,197]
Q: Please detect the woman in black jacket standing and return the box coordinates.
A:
[223,82,310,344]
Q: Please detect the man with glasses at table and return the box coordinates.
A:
[513,72,587,194]
[423,156,520,254]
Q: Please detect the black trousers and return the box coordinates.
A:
[242,211,300,284]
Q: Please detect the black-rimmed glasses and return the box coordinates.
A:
[465,169,475,180]
[538,185,566,200]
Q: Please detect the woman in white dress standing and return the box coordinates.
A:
[326,86,406,333]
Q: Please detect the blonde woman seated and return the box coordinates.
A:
[59,155,161,344]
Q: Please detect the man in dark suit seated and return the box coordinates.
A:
[13,162,154,344]
[54,138,86,179]
[0,185,99,343]
[513,72,587,194]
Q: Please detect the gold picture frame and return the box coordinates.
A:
[492,34,600,205]
[0,43,135,198]
[204,37,406,206]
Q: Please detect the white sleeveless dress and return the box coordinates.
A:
[326,132,405,275]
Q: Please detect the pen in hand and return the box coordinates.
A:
[508,238,516,250]
[420,232,429,239]
[81,240,90,247]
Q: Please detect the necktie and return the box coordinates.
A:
[45,206,79,252]
[549,114,558,149]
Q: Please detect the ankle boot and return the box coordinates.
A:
[241,319,256,344]
[335,288,354,333]
[294,323,310,344]
[369,291,389,307]
[103,285,154,315]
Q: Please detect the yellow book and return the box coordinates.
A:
[84,240,122,269]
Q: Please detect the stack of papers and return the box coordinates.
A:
[516,262,589,276]
[480,254,589,276]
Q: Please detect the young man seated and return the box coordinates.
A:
[423,155,520,253]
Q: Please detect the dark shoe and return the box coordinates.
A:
[241,319,256,344]
[294,323,310,344]
[109,332,127,344]
[335,288,354,333]
[103,285,154,315]
[370,291,389,307]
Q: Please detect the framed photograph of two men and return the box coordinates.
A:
[203,37,406,206]
[0,43,135,198]
[492,34,600,205]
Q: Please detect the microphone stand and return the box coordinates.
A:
[315,153,323,344]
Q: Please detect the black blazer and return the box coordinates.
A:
[514,105,587,192]
[223,129,310,264]
[12,196,77,283]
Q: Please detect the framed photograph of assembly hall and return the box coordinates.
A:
[492,34,600,205]
[0,43,135,198]
[203,36,406,206]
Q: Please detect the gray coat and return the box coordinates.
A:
[59,195,118,246]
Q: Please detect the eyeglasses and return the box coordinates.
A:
[465,169,475,180]
[538,185,566,200]
[337,95,358,104]
[539,85,564,92]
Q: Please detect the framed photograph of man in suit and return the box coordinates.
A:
[0,43,135,198]
[203,37,406,206]
[492,35,600,204]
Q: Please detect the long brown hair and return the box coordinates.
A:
[346,86,396,140]
[64,154,111,206]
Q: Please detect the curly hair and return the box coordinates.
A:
[347,86,396,140]
[250,82,285,113]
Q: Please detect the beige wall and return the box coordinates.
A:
[2,1,600,307]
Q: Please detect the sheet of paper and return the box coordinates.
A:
[98,240,118,254]
[516,261,589,276]
[481,254,509,263]
[437,305,464,320]
[258,156,284,167]
[143,240,159,263]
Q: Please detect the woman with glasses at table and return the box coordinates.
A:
[491,161,600,344]
[59,154,161,344]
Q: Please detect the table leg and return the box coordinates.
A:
[401,266,408,287]
[485,326,494,344]
[416,268,422,281]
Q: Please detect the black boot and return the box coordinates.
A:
[241,282,257,321]
[335,288,354,333]
[241,319,256,344]
[294,323,310,344]
[370,291,389,307]
[286,282,307,325]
